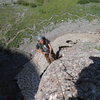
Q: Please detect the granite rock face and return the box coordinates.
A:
[33,53,49,76]
[1,33,99,100]
[34,33,100,100]
[16,59,40,100]
[0,47,40,100]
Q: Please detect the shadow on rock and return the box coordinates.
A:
[69,56,100,100]
[0,46,40,100]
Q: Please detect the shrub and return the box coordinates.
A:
[29,3,37,8]
[17,0,37,8]
[17,0,29,6]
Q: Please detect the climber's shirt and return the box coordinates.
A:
[36,39,50,54]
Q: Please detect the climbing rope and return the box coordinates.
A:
[53,64,65,100]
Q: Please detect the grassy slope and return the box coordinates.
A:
[0,0,100,48]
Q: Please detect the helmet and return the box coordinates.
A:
[37,36,44,41]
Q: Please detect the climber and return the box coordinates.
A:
[35,36,56,64]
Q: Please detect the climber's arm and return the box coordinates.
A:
[48,43,53,54]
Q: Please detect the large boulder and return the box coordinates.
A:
[35,33,100,100]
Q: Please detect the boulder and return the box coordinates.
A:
[35,33,100,100]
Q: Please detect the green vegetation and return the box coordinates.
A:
[95,47,100,50]
[16,0,37,8]
[0,0,100,48]
[78,0,100,4]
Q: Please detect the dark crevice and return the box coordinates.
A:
[40,65,49,78]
